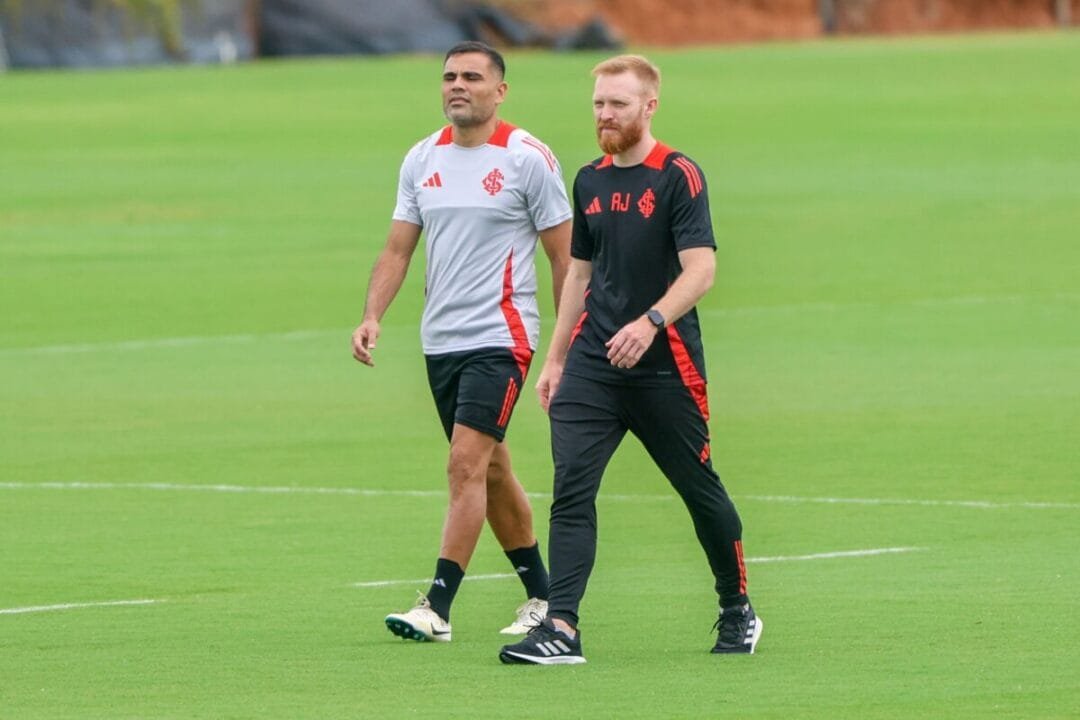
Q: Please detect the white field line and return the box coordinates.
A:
[2,481,1077,510]
[0,481,446,498]
[701,291,1080,319]
[743,494,1080,511]
[5,292,1077,357]
[747,547,922,563]
[0,481,668,503]
[0,329,342,356]
[0,599,163,616]
[354,573,518,589]
[352,547,924,589]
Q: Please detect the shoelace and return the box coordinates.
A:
[515,598,541,614]
[515,600,543,624]
[713,607,748,645]
[525,612,554,637]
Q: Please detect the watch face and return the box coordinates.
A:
[647,309,665,328]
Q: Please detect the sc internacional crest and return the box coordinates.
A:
[483,168,505,196]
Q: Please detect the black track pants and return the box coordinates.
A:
[546,372,749,626]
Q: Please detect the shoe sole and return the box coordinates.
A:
[499,650,587,665]
[385,617,451,643]
[711,615,763,655]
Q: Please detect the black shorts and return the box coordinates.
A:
[425,347,532,442]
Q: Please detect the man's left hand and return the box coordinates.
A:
[605,317,659,369]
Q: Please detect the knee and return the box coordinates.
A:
[550,488,596,522]
[552,455,593,485]
[485,457,512,489]
[446,447,486,494]
[679,484,740,526]
[550,502,596,532]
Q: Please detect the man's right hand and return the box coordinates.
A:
[535,360,564,414]
[351,320,380,367]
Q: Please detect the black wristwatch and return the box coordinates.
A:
[646,309,666,329]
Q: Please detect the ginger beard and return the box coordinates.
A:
[596,116,644,155]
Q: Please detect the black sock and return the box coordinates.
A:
[426,558,464,621]
[505,542,549,600]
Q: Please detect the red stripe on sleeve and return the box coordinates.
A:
[522,137,557,171]
[683,158,704,195]
[673,157,702,198]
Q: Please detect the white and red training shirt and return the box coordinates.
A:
[392,120,572,358]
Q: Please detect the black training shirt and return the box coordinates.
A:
[564,141,717,388]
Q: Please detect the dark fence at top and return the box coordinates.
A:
[0,0,1074,71]
[0,0,619,70]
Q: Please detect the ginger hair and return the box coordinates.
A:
[591,55,661,97]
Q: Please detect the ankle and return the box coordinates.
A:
[551,618,577,638]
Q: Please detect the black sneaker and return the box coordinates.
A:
[711,604,763,654]
[499,617,586,665]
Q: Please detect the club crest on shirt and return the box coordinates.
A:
[637,188,656,218]
[483,168,504,196]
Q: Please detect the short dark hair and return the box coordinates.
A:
[444,41,506,79]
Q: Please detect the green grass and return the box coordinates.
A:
[2,31,1080,718]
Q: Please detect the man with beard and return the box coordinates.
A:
[352,41,572,642]
[498,55,761,665]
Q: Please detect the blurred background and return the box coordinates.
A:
[1,0,1077,70]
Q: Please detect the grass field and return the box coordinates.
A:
[2,31,1079,718]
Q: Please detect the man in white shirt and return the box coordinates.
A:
[352,41,572,642]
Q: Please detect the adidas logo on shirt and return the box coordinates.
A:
[422,172,443,188]
[584,196,602,215]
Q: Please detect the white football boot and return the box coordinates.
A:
[499,597,548,635]
[385,593,451,642]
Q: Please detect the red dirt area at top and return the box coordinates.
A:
[498,0,1077,45]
